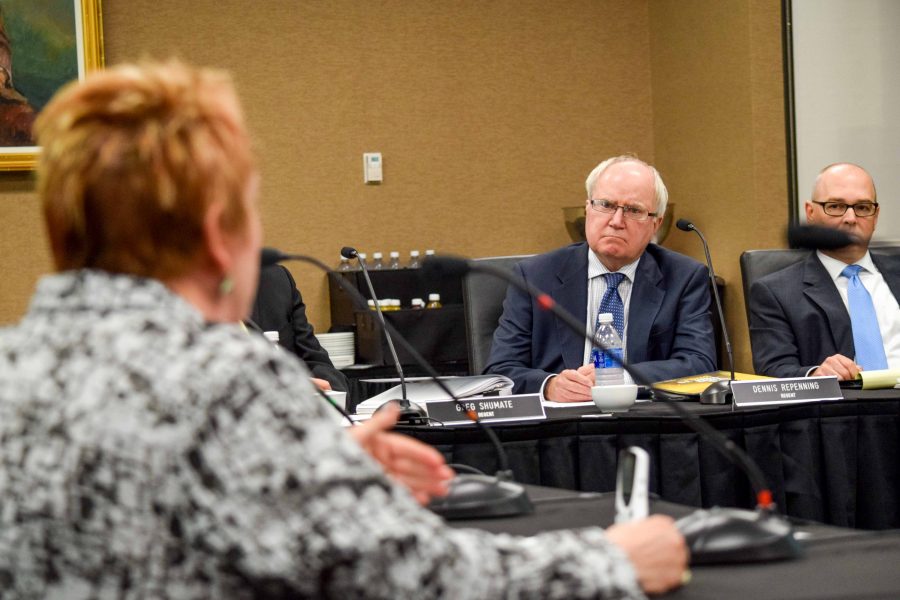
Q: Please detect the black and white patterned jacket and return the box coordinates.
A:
[0,270,643,599]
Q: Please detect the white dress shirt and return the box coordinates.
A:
[817,250,900,368]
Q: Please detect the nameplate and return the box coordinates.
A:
[424,393,546,425]
[731,376,842,407]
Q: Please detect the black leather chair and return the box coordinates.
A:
[739,249,811,325]
[462,255,532,375]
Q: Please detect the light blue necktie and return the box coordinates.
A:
[841,264,888,370]
[590,272,625,365]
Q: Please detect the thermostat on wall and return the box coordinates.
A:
[363,152,382,184]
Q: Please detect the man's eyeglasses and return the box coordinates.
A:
[811,200,879,218]
[588,198,658,222]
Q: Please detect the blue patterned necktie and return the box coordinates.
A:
[590,272,626,364]
[841,264,888,370]
[599,272,626,338]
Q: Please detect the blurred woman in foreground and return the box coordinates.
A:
[0,61,685,598]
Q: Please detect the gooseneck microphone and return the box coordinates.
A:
[676,219,735,405]
[260,247,290,269]
[423,254,802,565]
[261,248,533,520]
[787,224,858,250]
[339,246,425,424]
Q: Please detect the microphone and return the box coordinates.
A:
[676,219,735,405]
[261,246,289,268]
[423,254,802,565]
[788,224,858,250]
[261,247,533,519]
[340,246,425,424]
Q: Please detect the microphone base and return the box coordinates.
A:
[700,380,733,405]
[676,506,803,565]
[428,474,534,520]
[376,399,429,425]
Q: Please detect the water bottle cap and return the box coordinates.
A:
[389,251,399,258]
[428,293,440,301]
[597,312,613,323]
[367,299,375,306]
[373,252,383,259]
[425,249,435,256]
[359,252,367,259]
[410,250,420,257]
[411,297,424,305]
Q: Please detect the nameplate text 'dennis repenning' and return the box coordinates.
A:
[731,376,842,407]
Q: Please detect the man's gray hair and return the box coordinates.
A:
[584,155,668,217]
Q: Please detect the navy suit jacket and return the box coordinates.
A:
[250,265,350,393]
[749,251,900,378]
[484,242,716,393]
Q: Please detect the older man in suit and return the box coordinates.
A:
[750,163,900,380]
[485,156,716,401]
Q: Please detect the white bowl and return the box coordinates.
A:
[591,384,638,412]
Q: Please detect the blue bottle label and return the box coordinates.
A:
[592,347,623,369]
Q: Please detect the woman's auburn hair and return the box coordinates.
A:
[35,59,256,279]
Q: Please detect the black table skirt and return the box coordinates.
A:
[398,392,900,529]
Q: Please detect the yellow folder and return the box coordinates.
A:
[652,371,772,397]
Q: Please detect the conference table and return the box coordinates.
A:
[397,390,900,530]
[452,485,900,599]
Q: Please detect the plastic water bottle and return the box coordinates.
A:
[371,251,384,270]
[356,252,367,270]
[408,250,421,269]
[337,255,352,271]
[426,293,442,309]
[593,313,625,386]
[388,251,401,269]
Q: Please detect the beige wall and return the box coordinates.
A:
[0,171,47,323]
[0,0,787,371]
[649,0,787,371]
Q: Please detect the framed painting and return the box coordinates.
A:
[0,0,104,171]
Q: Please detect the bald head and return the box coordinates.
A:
[812,163,876,203]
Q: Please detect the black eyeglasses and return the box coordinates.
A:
[588,198,658,222]
[811,200,878,217]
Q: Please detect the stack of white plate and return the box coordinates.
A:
[316,332,355,368]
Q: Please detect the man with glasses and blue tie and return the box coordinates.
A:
[750,163,900,380]
[486,156,716,402]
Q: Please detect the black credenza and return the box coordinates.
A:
[328,268,467,371]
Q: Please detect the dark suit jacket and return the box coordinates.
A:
[250,265,349,392]
[484,242,716,393]
[749,251,900,378]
